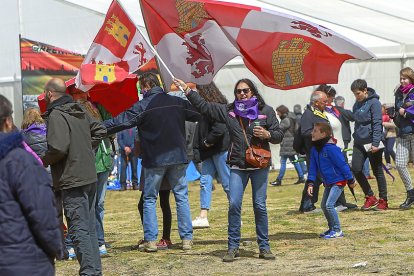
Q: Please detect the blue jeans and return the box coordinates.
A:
[228,167,270,250]
[200,151,230,209]
[276,155,304,180]
[321,185,344,232]
[363,158,370,177]
[96,171,110,246]
[299,160,307,175]
[143,164,192,241]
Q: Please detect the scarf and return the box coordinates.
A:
[401,83,414,94]
[234,97,259,120]
[325,105,340,119]
[312,136,331,152]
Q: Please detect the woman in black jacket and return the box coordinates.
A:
[174,78,284,262]
[0,95,62,276]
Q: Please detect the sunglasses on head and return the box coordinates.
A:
[236,88,251,94]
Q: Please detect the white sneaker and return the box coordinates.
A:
[335,205,348,212]
[99,244,108,255]
[67,247,76,260]
[192,217,210,229]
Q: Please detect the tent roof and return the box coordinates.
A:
[59,0,413,59]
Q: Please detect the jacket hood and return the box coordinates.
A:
[366,87,380,101]
[0,132,23,160]
[45,94,86,119]
[146,86,165,97]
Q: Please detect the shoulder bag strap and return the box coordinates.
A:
[239,117,250,146]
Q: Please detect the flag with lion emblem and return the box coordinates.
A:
[140,0,374,90]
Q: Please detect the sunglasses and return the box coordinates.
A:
[236,88,251,94]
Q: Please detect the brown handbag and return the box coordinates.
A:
[239,118,271,168]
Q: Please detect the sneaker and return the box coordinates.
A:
[322,230,344,239]
[132,184,139,190]
[132,239,145,250]
[119,185,127,191]
[374,198,388,211]
[192,217,210,229]
[344,202,358,210]
[99,244,108,256]
[303,207,322,214]
[319,229,331,238]
[67,247,76,260]
[138,240,158,252]
[270,179,282,186]
[182,239,193,250]
[361,195,379,210]
[294,178,305,184]
[156,238,172,250]
[335,205,348,212]
[259,249,276,260]
[223,248,240,262]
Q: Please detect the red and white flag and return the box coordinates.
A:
[76,0,154,91]
[140,0,374,90]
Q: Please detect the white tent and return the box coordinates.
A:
[1,0,413,167]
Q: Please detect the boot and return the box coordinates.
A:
[400,189,414,209]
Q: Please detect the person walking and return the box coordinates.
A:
[270,105,305,186]
[0,95,63,275]
[104,72,201,252]
[392,67,414,209]
[350,79,388,211]
[306,123,356,239]
[41,78,106,275]
[382,104,396,169]
[174,77,284,262]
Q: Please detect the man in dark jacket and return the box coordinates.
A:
[0,95,62,276]
[104,72,201,252]
[299,91,330,213]
[41,78,106,275]
[117,127,138,190]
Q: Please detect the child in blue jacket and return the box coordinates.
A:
[307,122,356,239]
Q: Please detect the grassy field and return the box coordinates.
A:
[56,168,414,276]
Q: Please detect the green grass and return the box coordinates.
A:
[56,168,414,275]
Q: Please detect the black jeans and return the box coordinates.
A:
[351,144,388,200]
[384,137,396,164]
[138,190,172,240]
[62,183,102,276]
[120,152,138,187]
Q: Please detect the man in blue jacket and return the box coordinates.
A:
[104,72,201,252]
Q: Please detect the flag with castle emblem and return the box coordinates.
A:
[140,0,374,90]
[76,0,154,91]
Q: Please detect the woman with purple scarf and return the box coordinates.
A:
[392,67,414,209]
[173,78,284,263]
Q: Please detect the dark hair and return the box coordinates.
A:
[316,84,336,98]
[232,78,265,109]
[314,122,332,137]
[0,95,13,132]
[351,79,367,92]
[140,72,160,89]
[196,82,228,104]
[276,105,289,116]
